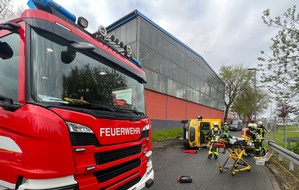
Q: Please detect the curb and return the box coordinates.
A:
[265,162,284,190]
[266,158,299,190]
[152,138,181,151]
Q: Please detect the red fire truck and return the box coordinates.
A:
[0,0,154,189]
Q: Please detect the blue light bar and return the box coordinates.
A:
[27,0,76,22]
[132,57,141,68]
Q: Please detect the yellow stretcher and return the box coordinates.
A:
[213,138,254,176]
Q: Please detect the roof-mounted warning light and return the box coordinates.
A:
[93,25,141,68]
[77,17,88,29]
[27,0,76,23]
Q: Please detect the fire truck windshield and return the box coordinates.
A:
[30,27,145,114]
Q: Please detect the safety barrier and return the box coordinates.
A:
[268,141,299,171]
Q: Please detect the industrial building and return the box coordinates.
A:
[107,10,225,129]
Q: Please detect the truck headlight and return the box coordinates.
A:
[66,122,93,133]
[66,122,99,146]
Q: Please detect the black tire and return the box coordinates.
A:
[184,141,190,149]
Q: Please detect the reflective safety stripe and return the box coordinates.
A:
[241,128,250,140]
[0,179,16,189]
[0,136,22,153]
[18,176,77,190]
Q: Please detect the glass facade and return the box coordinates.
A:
[108,14,225,111]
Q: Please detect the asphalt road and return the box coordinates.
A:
[151,132,280,190]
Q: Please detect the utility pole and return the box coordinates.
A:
[248,68,257,121]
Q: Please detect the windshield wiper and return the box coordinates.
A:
[63,98,114,112]
[113,107,145,116]
[0,95,13,104]
[129,109,145,116]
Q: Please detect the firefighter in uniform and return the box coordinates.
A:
[207,122,222,159]
[223,122,229,134]
[241,123,257,141]
[254,121,267,156]
[257,121,267,142]
[241,123,258,156]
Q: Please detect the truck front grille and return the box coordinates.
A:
[94,145,142,165]
[115,176,141,190]
[70,133,100,146]
[94,159,141,183]
[100,176,141,190]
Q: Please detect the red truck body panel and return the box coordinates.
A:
[0,2,153,190]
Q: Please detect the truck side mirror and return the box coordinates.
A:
[0,22,20,32]
[61,48,76,64]
[61,42,95,64]
[0,42,13,60]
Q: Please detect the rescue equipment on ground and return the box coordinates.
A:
[254,148,272,165]
[184,150,198,154]
[178,176,192,183]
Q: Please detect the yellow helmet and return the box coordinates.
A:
[213,122,219,131]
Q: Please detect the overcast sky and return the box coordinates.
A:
[13,0,296,74]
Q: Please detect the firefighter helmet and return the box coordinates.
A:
[223,123,229,131]
[213,122,219,131]
[252,123,257,129]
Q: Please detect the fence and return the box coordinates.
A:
[268,140,299,171]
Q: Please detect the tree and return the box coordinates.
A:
[63,64,128,106]
[231,83,270,121]
[0,0,24,19]
[275,97,298,148]
[276,98,297,119]
[258,5,299,99]
[219,65,253,122]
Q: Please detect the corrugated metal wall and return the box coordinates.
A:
[145,89,224,129]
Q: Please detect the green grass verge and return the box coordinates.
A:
[152,128,182,141]
[277,125,298,132]
[265,131,299,147]
[265,130,299,154]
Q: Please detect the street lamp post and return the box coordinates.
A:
[248,68,257,121]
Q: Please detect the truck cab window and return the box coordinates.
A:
[30,28,146,114]
[0,33,20,102]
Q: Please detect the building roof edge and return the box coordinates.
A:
[106,10,224,85]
